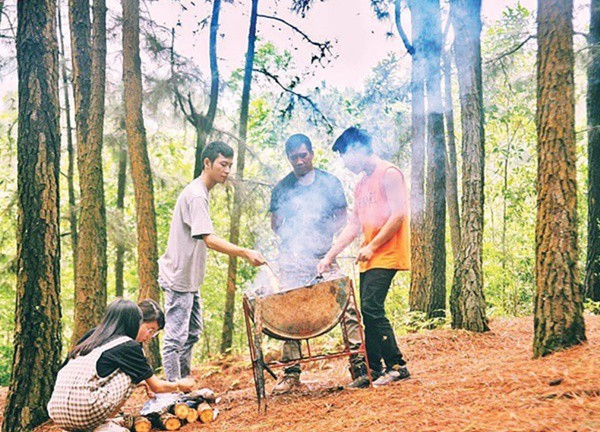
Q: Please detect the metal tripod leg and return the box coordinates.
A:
[243,297,267,413]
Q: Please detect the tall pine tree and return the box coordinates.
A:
[534,0,585,357]
[449,0,488,332]
[2,1,62,430]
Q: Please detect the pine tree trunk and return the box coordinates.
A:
[193,0,221,179]
[586,0,600,302]
[194,128,208,179]
[2,2,62,430]
[533,0,586,357]
[443,49,461,261]
[423,0,446,320]
[123,0,161,367]
[70,0,108,344]
[115,142,127,298]
[450,0,488,332]
[221,0,258,354]
[407,0,429,313]
[58,0,78,288]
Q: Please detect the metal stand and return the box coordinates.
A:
[243,279,371,413]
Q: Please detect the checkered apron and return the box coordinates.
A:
[48,336,136,431]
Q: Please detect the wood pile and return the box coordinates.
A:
[133,388,219,431]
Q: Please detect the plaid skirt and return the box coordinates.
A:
[48,336,136,431]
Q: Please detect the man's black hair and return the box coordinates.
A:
[285,134,313,156]
[332,127,373,155]
[139,298,165,330]
[202,140,234,163]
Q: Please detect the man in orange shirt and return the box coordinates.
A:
[317,127,410,388]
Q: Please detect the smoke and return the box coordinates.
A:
[244,128,413,300]
[244,162,352,298]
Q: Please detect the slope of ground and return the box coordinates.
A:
[21,315,600,431]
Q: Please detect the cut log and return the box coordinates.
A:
[186,407,199,423]
[159,413,182,431]
[173,402,190,420]
[133,416,152,432]
[197,402,213,424]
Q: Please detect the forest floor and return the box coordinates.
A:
[11,315,600,432]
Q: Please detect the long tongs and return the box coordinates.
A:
[304,273,324,287]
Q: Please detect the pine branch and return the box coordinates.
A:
[394,0,414,55]
[253,67,333,132]
[486,35,535,64]
[257,13,332,63]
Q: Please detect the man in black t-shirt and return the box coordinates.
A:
[270,140,347,283]
[269,134,365,394]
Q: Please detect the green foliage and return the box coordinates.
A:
[584,299,600,315]
[481,4,537,316]
[0,95,17,369]
[400,311,447,333]
[0,345,13,386]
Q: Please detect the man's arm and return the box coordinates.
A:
[332,207,348,234]
[356,168,408,262]
[202,234,265,266]
[270,212,283,234]
[329,176,348,234]
[317,208,360,274]
[269,184,282,233]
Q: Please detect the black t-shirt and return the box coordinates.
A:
[269,169,347,258]
[67,329,154,384]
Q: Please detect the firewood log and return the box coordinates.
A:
[197,402,213,424]
[186,407,199,423]
[159,413,181,431]
[172,402,190,420]
[133,416,152,432]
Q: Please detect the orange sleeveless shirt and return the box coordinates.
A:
[354,159,410,272]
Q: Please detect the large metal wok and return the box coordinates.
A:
[245,276,351,340]
[243,275,370,413]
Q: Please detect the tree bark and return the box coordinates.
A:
[221,0,259,354]
[534,0,585,357]
[423,0,446,319]
[405,0,446,319]
[193,0,221,178]
[123,0,161,368]
[2,1,62,430]
[586,0,600,302]
[450,0,489,332]
[443,48,461,261]
[70,0,108,344]
[406,0,429,314]
[115,141,127,298]
[58,0,78,288]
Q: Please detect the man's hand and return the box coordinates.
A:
[317,255,334,274]
[177,377,196,393]
[356,244,374,263]
[245,249,266,267]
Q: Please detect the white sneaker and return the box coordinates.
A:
[372,365,410,387]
